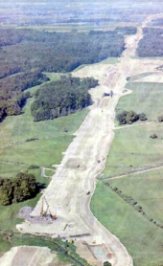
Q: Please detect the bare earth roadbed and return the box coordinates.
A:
[0,246,68,266]
[2,14,163,266]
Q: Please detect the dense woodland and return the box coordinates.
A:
[0,70,48,122]
[0,28,135,74]
[149,18,163,26]
[31,76,98,121]
[0,27,136,122]
[138,28,163,57]
[0,172,40,206]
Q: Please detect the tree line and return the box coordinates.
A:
[117,111,147,125]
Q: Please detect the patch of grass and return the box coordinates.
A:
[0,232,91,265]
[100,57,119,64]
[103,123,163,177]
[91,181,163,266]
[0,194,40,252]
[0,92,88,178]
[105,81,163,177]
[0,80,88,254]
[74,57,119,72]
[109,170,163,224]
[94,80,163,266]
[117,82,163,121]
[43,72,63,82]
[128,72,154,82]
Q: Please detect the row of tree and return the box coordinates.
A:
[117,111,147,125]
[31,75,98,121]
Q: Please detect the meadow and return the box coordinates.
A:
[0,76,88,254]
[104,82,163,178]
[91,181,163,266]
[91,80,163,266]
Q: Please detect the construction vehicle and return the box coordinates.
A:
[40,196,57,220]
[103,90,114,97]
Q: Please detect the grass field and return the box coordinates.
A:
[104,82,163,178]
[0,74,88,254]
[109,170,163,224]
[91,181,163,266]
[117,82,163,120]
[103,123,163,178]
[74,57,119,72]
[0,79,88,178]
[92,80,163,266]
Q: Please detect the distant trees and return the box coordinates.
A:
[0,28,128,74]
[117,111,147,125]
[139,113,147,121]
[0,27,134,122]
[158,115,163,122]
[103,262,112,266]
[31,76,98,122]
[117,111,139,125]
[138,28,163,57]
[0,172,40,206]
[0,70,48,121]
[150,134,158,139]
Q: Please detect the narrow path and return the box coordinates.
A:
[102,164,163,181]
[17,14,162,266]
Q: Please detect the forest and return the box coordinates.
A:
[0,27,135,122]
[0,27,136,73]
[0,70,48,122]
[137,27,163,57]
[31,76,98,121]
[0,172,40,206]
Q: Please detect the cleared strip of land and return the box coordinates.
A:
[15,14,163,266]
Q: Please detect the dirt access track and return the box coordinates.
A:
[16,14,163,266]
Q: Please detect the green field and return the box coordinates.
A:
[104,82,163,178]
[103,123,163,178]
[109,170,163,224]
[91,181,163,266]
[117,82,163,120]
[0,81,88,178]
[92,81,163,266]
[0,75,88,254]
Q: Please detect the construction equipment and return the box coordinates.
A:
[103,90,114,97]
[40,196,57,220]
